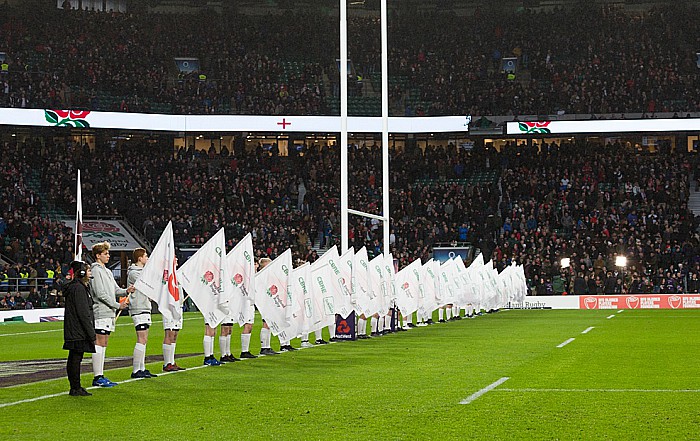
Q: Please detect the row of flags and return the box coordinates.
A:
[73,170,526,338]
[130,222,528,341]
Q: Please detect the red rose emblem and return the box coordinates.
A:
[402,282,409,289]
[203,271,214,283]
[519,121,552,134]
[269,285,278,295]
[234,273,243,285]
[69,110,90,119]
[53,110,70,118]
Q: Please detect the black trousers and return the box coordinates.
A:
[66,350,84,390]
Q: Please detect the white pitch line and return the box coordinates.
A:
[617,310,624,313]
[581,327,594,334]
[459,377,510,404]
[557,338,575,348]
[607,314,615,319]
[0,317,200,337]
[498,388,700,393]
[0,365,208,408]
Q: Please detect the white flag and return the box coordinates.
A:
[283,263,309,339]
[352,247,374,317]
[309,256,337,328]
[313,246,354,319]
[226,233,255,326]
[254,249,292,338]
[368,254,387,315]
[74,169,83,262]
[133,221,182,323]
[420,260,439,316]
[394,258,421,315]
[177,228,232,327]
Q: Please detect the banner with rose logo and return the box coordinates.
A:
[394,258,421,316]
[254,249,292,339]
[44,109,91,128]
[177,228,234,327]
[225,233,254,326]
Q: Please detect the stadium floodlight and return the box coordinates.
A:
[560,258,570,269]
[615,255,627,268]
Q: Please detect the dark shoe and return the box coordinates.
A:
[328,337,341,342]
[203,356,222,366]
[142,370,158,378]
[396,327,407,332]
[279,345,292,352]
[357,334,370,339]
[239,351,257,359]
[173,364,186,371]
[455,315,463,320]
[426,319,435,325]
[163,363,178,372]
[131,370,150,379]
[438,319,446,323]
[315,339,329,345]
[407,323,417,328]
[69,387,92,396]
[220,355,239,362]
[260,348,279,356]
[92,375,117,387]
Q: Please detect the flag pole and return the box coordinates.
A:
[74,169,83,262]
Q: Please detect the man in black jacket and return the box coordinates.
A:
[63,261,96,397]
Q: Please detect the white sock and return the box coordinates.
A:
[226,335,232,355]
[162,343,170,365]
[260,328,271,349]
[357,318,366,335]
[329,324,336,339]
[453,305,459,316]
[92,345,105,377]
[241,333,251,352]
[446,307,453,320]
[301,333,309,342]
[404,312,411,326]
[385,314,392,329]
[203,335,214,357]
[170,343,177,365]
[133,343,146,373]
[280,338,289,346]
[371,316,378,333]
[219,336,227,356]
[438,308,444,321]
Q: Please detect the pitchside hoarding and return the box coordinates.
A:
[61,219,141,251]
[579,295,700,310]
[506,119,700,135]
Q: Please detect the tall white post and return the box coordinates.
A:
[381,0,390,255]
[340,0,349,253]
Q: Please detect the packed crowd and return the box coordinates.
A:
[2,136,699,306]
[3,4,700,116]
[494,141,700,295]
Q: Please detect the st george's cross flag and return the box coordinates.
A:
[133,221,182,323]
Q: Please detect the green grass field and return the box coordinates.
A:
[1,309,699,440]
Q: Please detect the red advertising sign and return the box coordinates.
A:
[579,295,700,310]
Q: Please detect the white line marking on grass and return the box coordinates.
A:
[0,317,200,337]
[0,364,208,408]
[459,377,510,404]
[557,338,575,348]
[498,388,700,393]
[617,310,624,313]
[607,314,615,319]
[581,327,594,334]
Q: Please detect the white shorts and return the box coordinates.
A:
[241,301,255,325]
[162,315,183,330]
[132,313,152,329]
[94,317,115,333]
